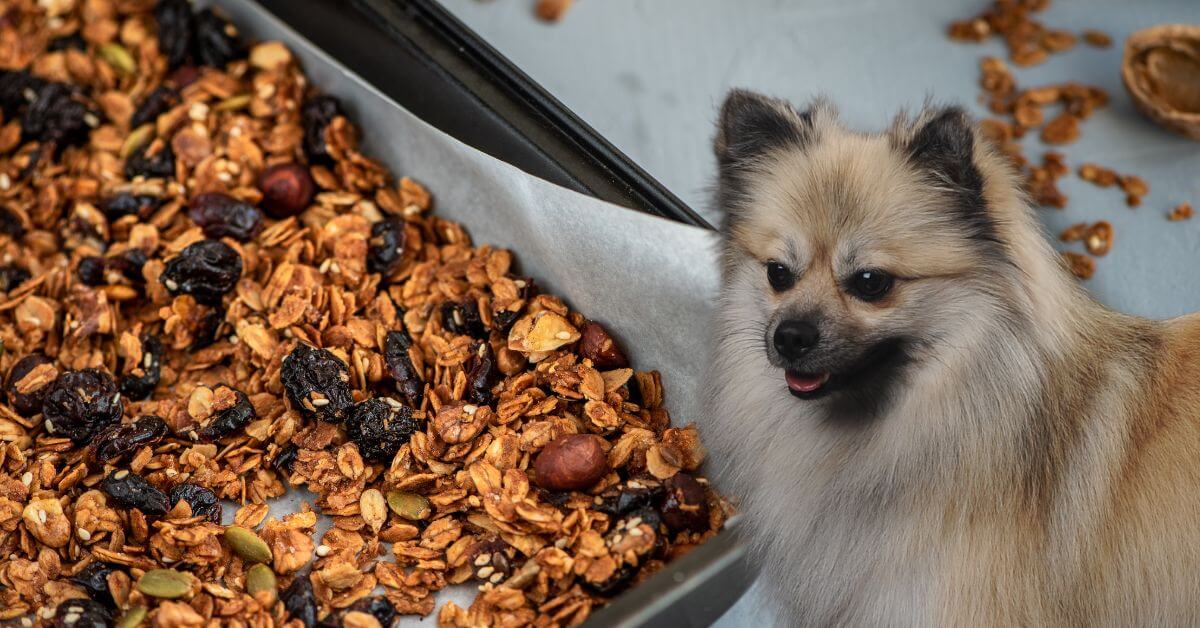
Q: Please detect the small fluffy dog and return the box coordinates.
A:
[703,90,1200,625]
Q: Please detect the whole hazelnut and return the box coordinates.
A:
[258,163,315,218]
[533,433,608,491]
[578,321,628,368]
[660,472,709,533]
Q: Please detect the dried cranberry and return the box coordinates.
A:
[196,386,256,441]
[100,469,169,516]
[119,334,163,400]
[0,205,26,238]
[345,596,396,627]
[281,344,353,423]
[130,85,179,128]
[282,575,318,628]
[272,443,298,473]
[441,300,486,339]
[89,415,168,463]
[465,342,499,405]
[51,598,111,628]
[100,193,163,220]
[154,0,195,69]
[43,369,123,444]
[346,398,417,463]
[160,239,242,305]
[108,248,148,283]
[4,352,52,417]
[169,483,221,523]
[258,163,314,218]
[660,473,710,533]
[188,192,263,241]
[47,33,87,52]
[383,330,423,407]
[193,8,242,68]
[124,141,175,179]
[0,265,29,292]
[77,256,106,286]
[22,82,97,152]
[367,217,406,275]
[301,95,342,163]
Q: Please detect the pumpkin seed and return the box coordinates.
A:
[115,605,147,628]
[120,124,155,159]
[136,568,191,598]
[224,525,273,563]
[245,563,277,597]
[99,42,136,75]
[386,490,431,521]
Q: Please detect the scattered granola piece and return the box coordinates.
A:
[1168,202,1195,221]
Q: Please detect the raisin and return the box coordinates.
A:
[4,352,53,417]
[491,278,534,332]
[168,64,201,89]
[100,193,163,220]
[0,265,29,292]
[660,472,710,533]
[383,330,423,407]
[21,82,96,152]
[282,575,318,628]
[47,33,87,52]
[196,386,256,441]
[188,192,262,241]
[124,141,175,179]
[191,304,224,349]
[119,334,163,400]
[77,255,106,286]
[346,398,417,463]
[465,342,499,405]
[465,537,513,582]
[130,85,180,128]
[367,217,406,275]
[193,8,242,68]
[100,469,169,516]
[0,70,44,118]
[169,483,221,523]
[0,205,26,238]
[345,596,396,627]
[71,562,118,607]
[301,95,342,163]
[43,369,124,444]
[108,248,148,283]
[154,0,194,69]
[584,563,639,596]
[595,484,664,518]
[272,443,298,474]
[160,239,242,305]
[441,300,486,339]
[51,598,111,628]
[89,415,168,463]
[281,344,353,423]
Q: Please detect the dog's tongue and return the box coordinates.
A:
[786,371,830,393]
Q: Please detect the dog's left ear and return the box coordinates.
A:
[904,107,987,218]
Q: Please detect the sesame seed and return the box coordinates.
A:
[311,398,330,407]
[489,572,503,583]
[114,470,129,479]
[77,528,91,541]
[20,472,32,486]
[63,612,80,625]
[554,538,568,549]
[44,419,55,433]
[474,554,490,566]
[316,544,331,557]
[629,528,644,537]
[476,566,494,578]
[555,331,572,340]
[164,279,179,291]
[463,404,477,415]
[37,509,47,524]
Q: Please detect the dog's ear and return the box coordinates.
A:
[903,107,992,242]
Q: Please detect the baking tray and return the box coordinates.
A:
[247,1,751,626]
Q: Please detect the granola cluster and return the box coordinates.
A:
[0,1,728,626]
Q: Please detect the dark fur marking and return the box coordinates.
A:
[905,108,999,248]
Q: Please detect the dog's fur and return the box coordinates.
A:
[703,90,1200,625]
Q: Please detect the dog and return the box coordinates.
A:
[702,90,1200,625]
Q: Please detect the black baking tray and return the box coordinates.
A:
[249,1,749,626]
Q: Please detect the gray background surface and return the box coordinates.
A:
[437,1,1200,625]
[442,0,1200,322]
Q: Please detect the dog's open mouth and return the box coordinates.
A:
[785,371,831,397]
[782,339,909,401]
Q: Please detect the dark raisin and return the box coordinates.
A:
[130,85,179,128]
[43,369,124,444]
[5,352,53,417]
[47,32,87,52]
[441,300,486,339]
[301,95,342,163]
[196,386,256,441]
[71,562,118,607]
[154,0,195,69]
[100,193,163,220]
[282,575,318,628]
[187,192,262,241]
[77,255,107,286]
[383,330,423,407]
[0,70,44,118]
[281,344,353,423]
[367,217,406,275]
[124,141,175,179]
[465,537,513,582]
[169,483,221,523]
[119,334,163,400]
[51,598,111,628]
[491,278,534,332]
[660,472,710,533]
[465,342,499,405]
[193,8,242,68]
[345,596,396,627]
[272,443,298,474]
[0,205,26,238]
[0,265,29,292]
[191,304,224,349]
[100,469,169,516]
[108,248,148,284]
[595,484,664,518]
[21,82,97,152]
[89,415,168,463]
[160,239,242,305]
[346,398,417,463]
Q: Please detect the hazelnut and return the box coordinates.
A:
[660,472,710,533]
[578,321,628,368]
[259,163,315,218]
[533,433,608,491]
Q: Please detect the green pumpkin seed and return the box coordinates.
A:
[386,490,431,521]
[213,94,252,112]
[224,525,273,563]
[99,42,136,75]
[120,124,155,159]
[115,605,148,628]
[136,568,191,599]
[245,563,277,597]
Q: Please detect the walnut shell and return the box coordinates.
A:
[1121,24,1200,140]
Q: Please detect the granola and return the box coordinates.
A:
[0,1,729,626]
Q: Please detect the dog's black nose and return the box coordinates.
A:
[774,320,819,359]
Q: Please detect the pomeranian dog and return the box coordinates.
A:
[703,90,1200,625]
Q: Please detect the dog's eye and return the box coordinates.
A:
[765,261,794,292]
[848,270,893,301]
